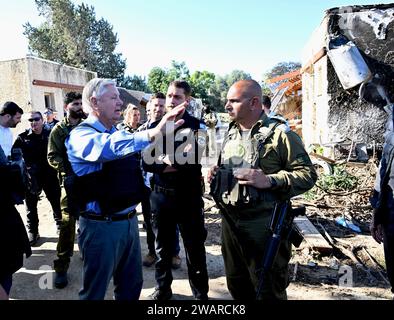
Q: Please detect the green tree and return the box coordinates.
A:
[262,61,301,92]
[189,70,215,105]
[225,70,252,87]
[147,61,191,94]
[120,75,149,92]
[264,61,301,80]
[207,70,252,111]
[147,67,168,93]
[23,0,126,82]
[166,60,190,83]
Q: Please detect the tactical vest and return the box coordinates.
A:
[210,118,281,207]
[58,121,80,176]
[72,123,144,215]
[0,147,29,205]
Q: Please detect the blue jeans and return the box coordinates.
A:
[78,215,143,300]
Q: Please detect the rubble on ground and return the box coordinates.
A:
[202,159,392,298]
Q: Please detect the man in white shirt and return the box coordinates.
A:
[0,102,23,157]
[0,101,30,300]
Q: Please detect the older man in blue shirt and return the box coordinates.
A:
[65,78,185,300]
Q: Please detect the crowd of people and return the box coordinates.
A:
[0,77,393,301]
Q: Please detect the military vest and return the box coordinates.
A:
[72,123,145,215]
[211,117,284,207]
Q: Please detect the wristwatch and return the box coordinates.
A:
[268,176,277,189]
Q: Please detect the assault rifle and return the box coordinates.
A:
[256,201,305,299]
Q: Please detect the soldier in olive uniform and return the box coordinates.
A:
[208,80,317,300]
[47,92,85,288]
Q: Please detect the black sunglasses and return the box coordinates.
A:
[28,117,42,122]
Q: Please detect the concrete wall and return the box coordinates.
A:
[0,56,96,135]
[302,4,394,157]
[326,6,394,146]
[27,56,96,118]
[0,58,30,113]
[301,16,331,150]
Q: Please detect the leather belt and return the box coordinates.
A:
[153,185,176,196]
[80,210,136,221]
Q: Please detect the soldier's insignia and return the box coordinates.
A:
[196,135,206,146]
[235,145,246,157]
[258,127,271,135]
[277,124,290,133]
[224,140,245,158]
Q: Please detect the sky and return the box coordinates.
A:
[1,0,393,82]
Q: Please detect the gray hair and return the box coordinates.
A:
[82,78,117,114]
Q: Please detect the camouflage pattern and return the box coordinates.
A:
[214,112,317,300]
[48,118,82,273]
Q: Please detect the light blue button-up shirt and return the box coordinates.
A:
[65,115,151,214]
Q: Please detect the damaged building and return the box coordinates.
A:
[0,56,96,131]
[301,3,394,159]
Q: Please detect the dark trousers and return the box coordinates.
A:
[382,187,394,294]
[383,227,394,294]
[142,186,180,256]
[0,274,12,295]
[221,208,291,300]
[54,186,76,273]
[150,189,208,299]
[25,174,61,234]
[141,186,156,255]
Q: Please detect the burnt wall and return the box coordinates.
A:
[326,8,394,145]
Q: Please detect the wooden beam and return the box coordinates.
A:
[309,152,336,165]
[266,69,301,84]
[32,79,84,91]
[300,47,327,74]
[294,216,333,254]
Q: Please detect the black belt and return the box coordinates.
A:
[80,210,136,221]
[153,185,176,196]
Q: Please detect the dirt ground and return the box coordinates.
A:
[9,157,393,300]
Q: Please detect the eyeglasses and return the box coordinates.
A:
[28,117,42,122]
[72,102,83,106]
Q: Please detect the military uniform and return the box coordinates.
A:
[203,112,218,156]
[211,112,317,300]
[47,117,82,274]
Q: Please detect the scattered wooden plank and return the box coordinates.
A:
[294,216,333,254]
[309,152,336,165]
[362,247,391,286]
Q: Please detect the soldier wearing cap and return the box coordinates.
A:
[43,107,59,130]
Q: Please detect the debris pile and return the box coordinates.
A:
[291,160,391,294]
[202,160,392,297]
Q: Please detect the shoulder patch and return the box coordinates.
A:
[276,123,291,133]
[270,114,286,123]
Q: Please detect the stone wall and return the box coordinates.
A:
[27,56,96,117]
[0,58,30,111]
